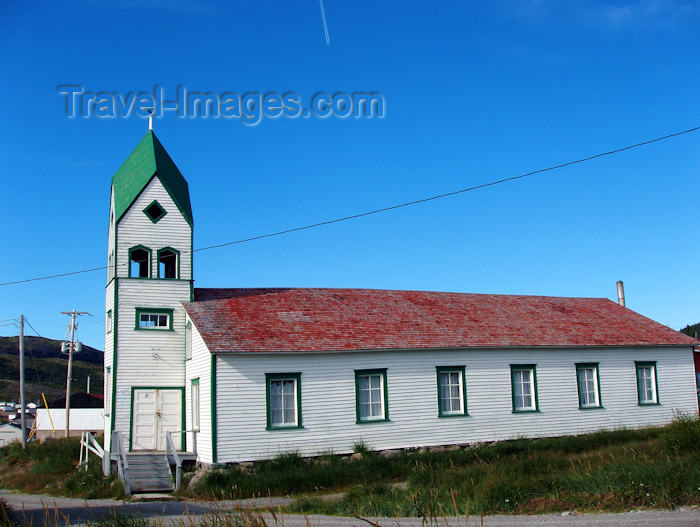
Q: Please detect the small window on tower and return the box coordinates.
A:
[158,248,178,279]
[144,201,166,223]
[135,308,173,330]
[129,247,151,278]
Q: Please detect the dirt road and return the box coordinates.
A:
[1,490,698,526]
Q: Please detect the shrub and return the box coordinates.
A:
[352,439,372,456]
[659,411,700,454]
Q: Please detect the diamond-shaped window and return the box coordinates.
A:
[144,201,167,223]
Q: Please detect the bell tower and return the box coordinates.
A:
[104,131,193,452]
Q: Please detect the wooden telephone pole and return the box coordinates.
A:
[61,310,89,438]
[18,315,26,449]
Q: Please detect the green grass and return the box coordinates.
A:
[192,449,411,499]
[1,417,699,519]
[189,416,700,516]
[0,436,123,499]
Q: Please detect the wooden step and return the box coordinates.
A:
[125,452,174,493]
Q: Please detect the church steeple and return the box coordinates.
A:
[104,131,194,454]
[111,131,193,227]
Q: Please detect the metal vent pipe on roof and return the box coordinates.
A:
[616,280,626,307]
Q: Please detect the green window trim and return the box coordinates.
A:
[211,354,217,463]
[104,366,112,417]
[265,373,303,430]
[135,307,174,331]
[128,245,152,278]
[107,251,116,285]
[635,361,660,406]
[576,363,603,410]
[191,378,200,432]
[106,310,113,334]
[157,247,180,280]
[355,368,389,424]
[185,321,192,361]
[143,200,167,223]
[510,364,540,413]
[436,366,468,417]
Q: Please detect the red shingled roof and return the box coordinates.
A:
[183,288,697,353]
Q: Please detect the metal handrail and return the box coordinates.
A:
[111,431,131,495]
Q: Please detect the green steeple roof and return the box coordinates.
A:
[111,131,193,226]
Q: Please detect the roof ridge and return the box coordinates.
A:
[191,286,608,301]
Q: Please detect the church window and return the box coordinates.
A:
[158,248,179,279]
[129,246,151,278]
[185,321,192,360]
[144,201,167,223]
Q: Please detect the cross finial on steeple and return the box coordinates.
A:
[148,108,154,131]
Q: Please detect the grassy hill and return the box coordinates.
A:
[0,336,103,405]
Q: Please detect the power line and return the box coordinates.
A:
[24,319,44,339]
[1,125,698,286]
[0,266,107,287]
[193,125,700,252]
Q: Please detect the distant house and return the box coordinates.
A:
[104,131,699,464]
[0,422,25,446]
[33,393,105,439]
[8,409,35,432]
[34,409,104,440]
[0,405,15,423]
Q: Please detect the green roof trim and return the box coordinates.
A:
[111,131,193,226]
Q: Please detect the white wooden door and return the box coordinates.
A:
[156,389,182,450]
[132,389,182,451]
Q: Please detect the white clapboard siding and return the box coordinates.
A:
[107,190,117,284]
[103,281,115,450]
[116,178,192,281]
[185,320,212,462]
[108,175,192,451]
[103,190,117,450]
[213,347,697,462]
[111,279,190,447]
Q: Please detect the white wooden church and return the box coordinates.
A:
[104,131,698,466]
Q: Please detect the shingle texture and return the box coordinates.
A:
[111,131,193,226]
[183,288,697,353]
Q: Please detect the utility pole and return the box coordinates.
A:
[61,310,89,438]
[18,315,26,449]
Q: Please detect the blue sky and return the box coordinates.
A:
[1,0,699,349]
